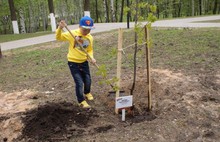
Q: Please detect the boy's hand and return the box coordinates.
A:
[59,20,66,29]
[89,58,96,64]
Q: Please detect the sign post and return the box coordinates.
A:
[115,96,133,121]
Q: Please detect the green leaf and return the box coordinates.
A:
[150,5,157,13]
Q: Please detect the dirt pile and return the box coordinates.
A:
[21,102,99,141]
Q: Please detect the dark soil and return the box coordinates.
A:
[18,76,159,142]
[20,102,99,141]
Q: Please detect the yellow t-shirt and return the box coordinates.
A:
[56,28,94,63]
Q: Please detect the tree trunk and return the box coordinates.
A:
[164,0,168,18]
[28,1,35,33]
[156,0,160,19]
[219,0,220,14]
[84,0,90,17]
[19,8,26,33]
[213,0,218,14]
[106,0,109,22]
[40,2,48,31]
[35,2,40,31]
[120,0,124,22]
[95,0,99,22]
[8,0,19,34]
[127,0,130,28]
[130,0,138,95]
[103,0,109,22]
[48,0,56,32]
[48,0,54,13]
[79,1,83,20]
[110,0,116,22]
[192,0,194,16]
[65,0,70,23]
[172,0,176,17]
[177,1,182,17]
[199,0,202,15]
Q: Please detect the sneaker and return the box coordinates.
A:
[79,100,91,108]
[85,93,94,101]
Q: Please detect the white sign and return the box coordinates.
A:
[115,96,133,109]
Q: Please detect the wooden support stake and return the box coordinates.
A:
[115,28,123,114]
[144,25,152,111]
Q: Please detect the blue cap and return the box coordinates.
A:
[79,16,94,29]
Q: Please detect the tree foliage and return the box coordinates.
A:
[124,0,157,95]
[0,0,219,34]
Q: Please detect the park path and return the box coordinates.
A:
[1,15,220,51]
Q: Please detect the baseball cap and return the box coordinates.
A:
[79,16,95,29]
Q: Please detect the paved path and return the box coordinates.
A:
[1,15,220,51]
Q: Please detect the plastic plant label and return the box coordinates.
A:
[115,96,133,109]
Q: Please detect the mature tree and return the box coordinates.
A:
[110,0,116,22]
[127,0,130,28]
[176,0,182,17]
[1,0,220,35]
[48,0,56,32]
[103,0,109,22]
[0,0,10,34]
[199,0,202,15]
[84,0,90,17]
[120,0,124,22]
[95,0,98,22]
[18,8,26,33]
[27,1,34,33]
[8,0,19,34]
[39,1,49,31]
[11,0,26,33]
[115,0,118,22]
[192,0,195,16]
[213,0,218,14]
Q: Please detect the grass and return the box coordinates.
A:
[150,28,220,70]
[0,28,220,92]
[0,42,68,88]
[193,19,220,23]
[0,31,53,43]
[95,27,220,72]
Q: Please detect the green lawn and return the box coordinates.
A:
[0,31,53,43]
[0,27,220,92]
[193,19,220,23]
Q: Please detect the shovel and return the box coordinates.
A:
[64,25,124,94]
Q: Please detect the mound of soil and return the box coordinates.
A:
[20,102,99,141]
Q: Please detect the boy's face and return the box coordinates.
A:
[80,27,91,35]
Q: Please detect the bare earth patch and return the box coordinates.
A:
[0,90,38,141]
[0,68,219,142]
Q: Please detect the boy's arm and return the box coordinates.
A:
[87,37,96,64]
[56,27,70,41]
[87,48,94,59]
[87,36,94,58]
[55,20,69,41]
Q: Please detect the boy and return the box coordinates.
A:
[56,16,96,108]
